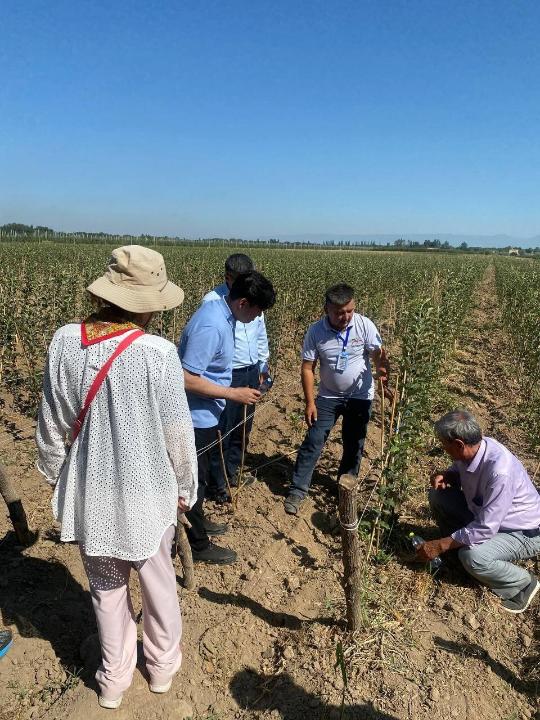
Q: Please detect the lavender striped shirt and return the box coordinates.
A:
[451,437,540,546]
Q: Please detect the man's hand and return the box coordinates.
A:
[377,368,393,401]
[415,539,443,561]
[178,497,189,513]
[229,387,262,405]
[372,348,392,400]
[430,470,459,489]
[415,535,462,561]
[259,371,269,386]
[305,401,317,427]
[430,472,447,489]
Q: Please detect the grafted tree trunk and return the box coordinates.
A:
[338,473,362,631]
[0,462,33,545]
[175,511,195,591]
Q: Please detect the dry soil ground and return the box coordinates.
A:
[0,266,538,720]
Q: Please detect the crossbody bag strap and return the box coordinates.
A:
[71,329,144,443]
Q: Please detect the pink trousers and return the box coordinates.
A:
[80,525,182,700]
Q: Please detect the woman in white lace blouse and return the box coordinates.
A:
[36,246,198,710]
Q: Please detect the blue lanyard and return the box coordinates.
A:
[337,326,351,350]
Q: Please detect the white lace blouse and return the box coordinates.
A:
[36,323,198,561]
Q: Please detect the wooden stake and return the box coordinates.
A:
[338,473,362,632]
[0,462,34,545]
[388,374,400,442]
[217,430,234,511]
[175,511,195,591]
[379,377,385,459]
[233,404,248,510]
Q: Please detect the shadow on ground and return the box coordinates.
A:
[0,530,97,689]
[434,636,539,698]
[246,451,337,507]
[197,587,335,629]
[230,668,399,719]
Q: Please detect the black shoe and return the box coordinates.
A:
[203,519,229,536]
[192,542,237,565]
[206,490,231,505]
[284,494,303,515]
[501,574,540,614]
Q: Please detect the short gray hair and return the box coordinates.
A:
[434,410,482,445]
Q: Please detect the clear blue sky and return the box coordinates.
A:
[1,1,539,238]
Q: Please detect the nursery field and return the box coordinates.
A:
[0,242,538,720]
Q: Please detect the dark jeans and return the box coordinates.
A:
[428,486,474,537]
[289,396,372,499]
[185,426,217,551]
[208,363,259,494]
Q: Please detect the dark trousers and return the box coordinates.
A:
[208,364,260,493]
[185,426,217,551]
[289,396,372,499]
[428,486,474,537]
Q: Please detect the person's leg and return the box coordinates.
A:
[339,399,372,478]
[80,551,136,701]
[186,426,216,551]
[186,425,237,564]
[135,526,182,690]
[458,531,540,600]
[289,397,339,499]
[428,487,474,537]
[226,365,259,482]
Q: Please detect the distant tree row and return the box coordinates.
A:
[1,223,539,256]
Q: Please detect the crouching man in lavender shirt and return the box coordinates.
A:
[416,410,540,614]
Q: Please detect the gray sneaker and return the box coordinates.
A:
[230,471,256,488]
[284,494,303,515]
[501,574,540,614]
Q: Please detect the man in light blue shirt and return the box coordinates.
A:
[202,254,271,500]
[285,283,389,515]
[179,271,276,565]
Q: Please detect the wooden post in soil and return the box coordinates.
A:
[338,473,362,631]
[175,511,195,591]
[0,462,34,545]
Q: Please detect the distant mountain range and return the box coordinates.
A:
[266,233,540,249]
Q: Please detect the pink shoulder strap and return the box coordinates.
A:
[71,329,144,442]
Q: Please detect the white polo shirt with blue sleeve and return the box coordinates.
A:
[302,313,382,401]
[202,283,269,373]
[178,298,235,428]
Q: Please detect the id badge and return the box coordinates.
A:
[336,350,349,372]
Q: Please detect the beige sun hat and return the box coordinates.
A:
[87,245,184,313]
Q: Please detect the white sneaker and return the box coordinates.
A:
[98,695,123,709]
[149,678,172,694]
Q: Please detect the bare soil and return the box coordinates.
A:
[0,265,538,720]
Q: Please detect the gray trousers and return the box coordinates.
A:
[429,488,540,600]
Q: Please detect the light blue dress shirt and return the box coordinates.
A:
[202,283,270,373]
[178,298,235,428]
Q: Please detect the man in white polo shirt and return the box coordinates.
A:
[285,283,389,515]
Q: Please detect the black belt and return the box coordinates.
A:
[523,527,540,538]
[232,364,258,373]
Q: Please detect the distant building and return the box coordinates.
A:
[508,247,520,256]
